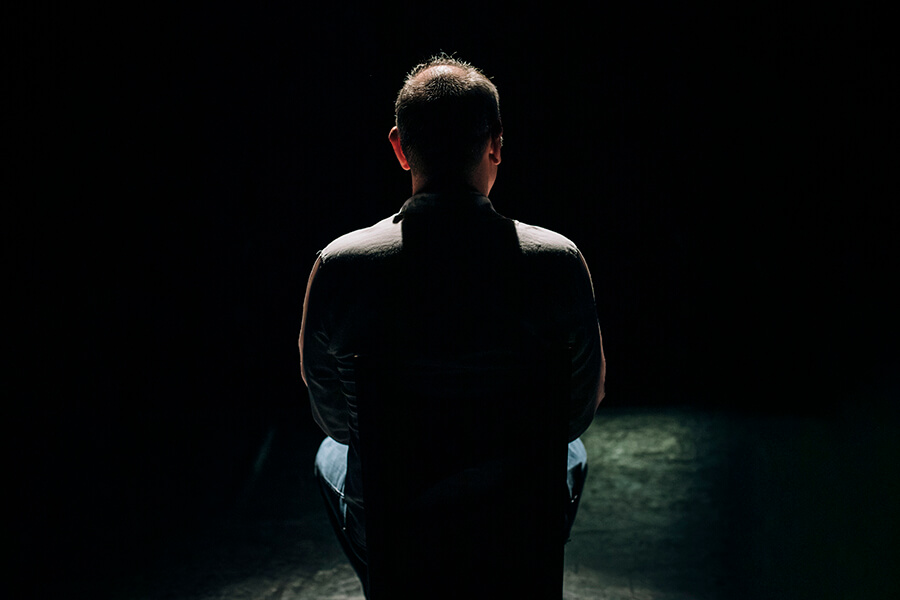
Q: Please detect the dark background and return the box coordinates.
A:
[11,2,895,594]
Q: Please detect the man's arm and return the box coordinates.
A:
[299,256,350,443]
[566,250,606,441]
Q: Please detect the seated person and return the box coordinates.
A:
[299,54,606,581]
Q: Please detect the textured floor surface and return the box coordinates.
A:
[105,406,898,599]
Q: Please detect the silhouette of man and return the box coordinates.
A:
[300,54,606,584]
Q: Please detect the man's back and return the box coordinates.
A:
[302,190,603,438]
[301,190,604,550]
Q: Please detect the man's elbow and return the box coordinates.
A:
[568,367,605,442]
[312,409,350,444]
[567,409,595,442]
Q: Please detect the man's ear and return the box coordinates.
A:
[489,132,503,165]
[389,126,411,171]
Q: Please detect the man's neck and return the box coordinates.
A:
[412,178,483,196]
[412,175,493,197]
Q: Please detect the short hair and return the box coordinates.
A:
[394,54,502,180]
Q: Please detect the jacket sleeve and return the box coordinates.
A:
[566,250,606,442]
[299,256,350,443]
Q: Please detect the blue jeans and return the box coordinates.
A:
[313,436,588,578]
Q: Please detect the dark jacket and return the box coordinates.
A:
[299,190,605,547]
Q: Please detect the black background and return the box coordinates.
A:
[10,2,896,592]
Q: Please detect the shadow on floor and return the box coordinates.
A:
[104,405,898,599]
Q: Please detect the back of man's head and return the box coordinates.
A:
[394,55,502,183]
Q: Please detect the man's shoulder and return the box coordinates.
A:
[319,214,402,263]
[316,211,582,264]
[512,220,581,258]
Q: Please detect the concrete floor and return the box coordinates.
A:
[105,406,899,600]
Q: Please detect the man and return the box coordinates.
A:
[299,55,606,584]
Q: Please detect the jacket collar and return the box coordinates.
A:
[396,191,495,221]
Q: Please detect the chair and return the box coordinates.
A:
[351,348,571,599]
